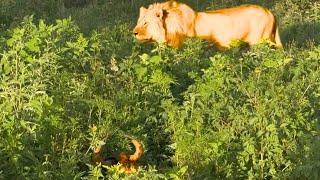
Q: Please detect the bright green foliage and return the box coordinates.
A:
[0,17,85,179]
[0,0,320,179]
[0,16,181,179]
[162,45,320,179]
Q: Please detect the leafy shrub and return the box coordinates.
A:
[0,16,179,179]
[162,45,320,179]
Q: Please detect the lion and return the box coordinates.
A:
[133,1,282,49]
[93,138,143,174]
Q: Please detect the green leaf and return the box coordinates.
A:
[0,58,11,75]
[139,53,150,64]
[149,55,162,65]
[266,124,276,132]
[134,65,148,81]
[6,38,14,47]
[26,38,40,53]
[263,59,279,68]
[177,165,188,175]
[150,69,174,88]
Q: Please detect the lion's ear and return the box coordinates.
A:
[155,9,168,19]
[140,7,147,16]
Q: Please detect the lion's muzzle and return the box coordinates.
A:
[133,29,139,36]
[133,27,150,42]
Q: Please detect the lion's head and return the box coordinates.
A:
[133,4,167,44]
[133,1,196,48]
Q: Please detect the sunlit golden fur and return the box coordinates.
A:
[93,139,143,174]
[133,1,282,49]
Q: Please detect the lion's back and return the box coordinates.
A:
[198,5,276,45]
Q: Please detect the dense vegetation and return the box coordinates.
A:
[0,0,319,179]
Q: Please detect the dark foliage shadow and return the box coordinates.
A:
[281,21,320,48]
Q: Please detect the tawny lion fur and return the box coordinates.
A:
[133,1,282,49]
[93,139,143,174]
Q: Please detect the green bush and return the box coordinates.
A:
[0,16,178,179]
[162,45,320,179]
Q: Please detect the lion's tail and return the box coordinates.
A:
[270,11,283,49]
[274,26,283,48]
[129,139,144,161]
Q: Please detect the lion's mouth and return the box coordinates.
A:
[140,39,152,42]
[135,35,153,43]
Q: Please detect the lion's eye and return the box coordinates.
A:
[143,22,147,26]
